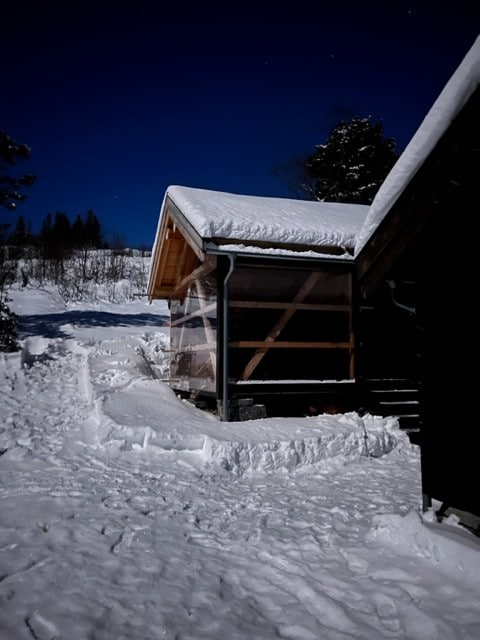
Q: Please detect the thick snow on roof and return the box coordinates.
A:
[166,185,369,251]
[211,243,352,260]
[355,35,480,256]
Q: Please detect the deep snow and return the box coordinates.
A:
[1,282,479,640]
[153,185,369,256]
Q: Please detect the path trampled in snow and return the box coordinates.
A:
[1,287,479,640]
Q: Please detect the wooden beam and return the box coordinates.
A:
[172,255,216,298]
[148,212,196,300]
[154,234,172,292]
[240,272,322,380]
[347,273,354,379]
[165,198,205,261]
[180,343,217,351]
[170,302,217,327]
[230,341,352,349]
[195,278,217,378]
[147,210,171,300]
[229,301,349,311]
[174,238,192,286]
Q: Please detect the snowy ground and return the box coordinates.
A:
[1,284,479,640]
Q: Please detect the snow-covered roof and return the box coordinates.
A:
[148,186,369,299]
[355,35,480,256]
[164,185,369,254]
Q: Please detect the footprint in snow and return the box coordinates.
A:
[25,611,58,640]
[341,550,369,576]
[372,592,401,631]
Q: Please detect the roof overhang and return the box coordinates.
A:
[356,84,480,299]
[147,194,356,301]
[147,196,206,300]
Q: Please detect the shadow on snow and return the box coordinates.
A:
[17,311,169,339]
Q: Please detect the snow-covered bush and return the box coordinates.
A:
[7,248,151,303]
[0,297,19,351]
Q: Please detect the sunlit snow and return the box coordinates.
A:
[158,185,369,251]
[1,276,479,640]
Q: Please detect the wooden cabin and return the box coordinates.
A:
[147,188,371,420]
[148,35,480,525]
[355,36,480,525]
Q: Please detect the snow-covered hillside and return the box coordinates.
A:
[0,278,479,640]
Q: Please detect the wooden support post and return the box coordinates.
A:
[195,279,217,378]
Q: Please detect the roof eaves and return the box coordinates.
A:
[204,241,354,264]
[165,195,206,261]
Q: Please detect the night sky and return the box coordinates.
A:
[2,1,479,248]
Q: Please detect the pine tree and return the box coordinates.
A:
[0,129,34,352]
[280,116,398,205]
[0,129,36,210]
[84,209,103,248]
[11,215,27,242]
[52,212,72,249]
[0,298,18,351]
[0,248,18,350]
[39,212,53,251]
[72,214,85,247]
[9,215,31,246]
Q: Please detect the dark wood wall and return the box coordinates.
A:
[418,192,480,516]
[356,86,480,519]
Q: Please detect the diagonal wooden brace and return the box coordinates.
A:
[240,272,322,380]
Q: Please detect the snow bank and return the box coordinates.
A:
[202,413,400,474]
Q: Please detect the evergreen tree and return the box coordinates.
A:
[0,128,34,352]
[38,212,55,259]
[84,209,103,248]
[8,215,31,259]
[52,211,72,248]
[39,212,53,246]
[280,116,398,205]
[0,129,36,210]
[72,214,85,247]
[0,223,10,246]
[0,298,18,351]
[38,209,105,254]
[9,215,29,246]
[43,212,73,268]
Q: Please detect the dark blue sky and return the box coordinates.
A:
[2,1,479,248]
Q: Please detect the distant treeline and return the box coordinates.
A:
[1,209,106,259]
